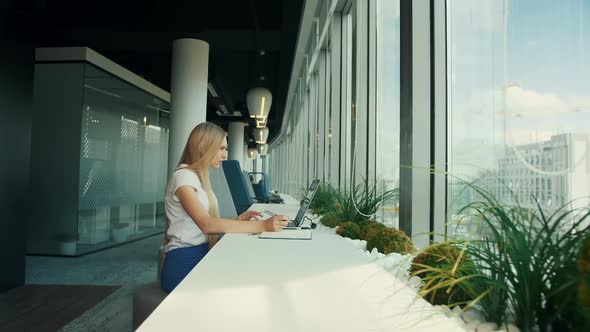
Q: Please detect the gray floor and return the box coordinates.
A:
[26,234,163,332]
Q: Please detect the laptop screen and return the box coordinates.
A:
[293,179,320,226]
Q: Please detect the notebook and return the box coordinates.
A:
[259,229,312,240]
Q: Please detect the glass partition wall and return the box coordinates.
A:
[29,56,169,256]
[77,64,169,254]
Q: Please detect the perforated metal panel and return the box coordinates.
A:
[79,105,117,209]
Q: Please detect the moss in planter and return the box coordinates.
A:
[320,213,342,228]
[366,228,414,255]
[360,220,386,242]
[411,243,473,306]
[336,221,362,240]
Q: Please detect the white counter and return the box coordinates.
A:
[138,204,466,332]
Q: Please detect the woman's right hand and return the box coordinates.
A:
[263,215,289,231]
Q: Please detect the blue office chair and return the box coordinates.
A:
[209,166,238,218]
[222,160,256,215]
[249,172,270,203]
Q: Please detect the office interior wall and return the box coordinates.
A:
[28,63,86,255]
[0,22,34,291]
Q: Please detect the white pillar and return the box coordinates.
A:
[261,155,268,174]
[254,153,262,173]
[168,38,209,173]
[243,143,251,172]
[227,122,245,167]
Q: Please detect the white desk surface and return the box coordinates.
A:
[250,203,303,217]
[138,204,466,332]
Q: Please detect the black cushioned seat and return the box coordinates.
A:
[132,281,167,330]
[132,248,167,330]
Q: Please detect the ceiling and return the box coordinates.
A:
[6,0,304,143]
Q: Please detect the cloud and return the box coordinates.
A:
[505,85,572,115]
[450,86,590,147]
[503,127,555,146]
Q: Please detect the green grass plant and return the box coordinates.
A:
[450,182,590,331]
[411,241,476,307]
[320,212,342,228]
[332,178,398,225]
[309,182,338,215]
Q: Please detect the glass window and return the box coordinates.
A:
[340,5,355,190]
[375,0,401,227]
[448,0,590,238]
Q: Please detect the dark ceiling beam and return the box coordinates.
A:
[269,0,303,140]
[33,29,283,53]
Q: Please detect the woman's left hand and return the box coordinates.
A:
[237,210,263,221]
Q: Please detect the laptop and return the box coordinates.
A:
[260,179,320,231]
[285,179,320,228]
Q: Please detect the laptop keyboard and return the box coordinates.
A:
[286,220,297,227]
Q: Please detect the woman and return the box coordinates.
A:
[161,122,288,293]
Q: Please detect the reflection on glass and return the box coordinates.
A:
[448,0,589,239]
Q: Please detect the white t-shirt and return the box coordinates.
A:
[164,164,212,252]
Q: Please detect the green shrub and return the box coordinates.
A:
[336,221,362,240]
[411,242,475,307]
[320,213,342,228]
[365,228,414,255]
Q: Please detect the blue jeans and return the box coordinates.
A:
[160,243,209,293]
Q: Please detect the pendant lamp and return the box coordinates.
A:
[247,87,272,119]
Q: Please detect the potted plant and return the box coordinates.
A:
[111,222,130,242]
[55,232,77,256]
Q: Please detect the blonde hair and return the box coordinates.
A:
[178,122,227,218]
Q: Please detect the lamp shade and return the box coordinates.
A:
[254,127,269,144]
[255,118,267,128]
[246,87,272,119]
[247,147,257,159]
[256,143,268,156]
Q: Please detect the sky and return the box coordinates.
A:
[449,0,590,177]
